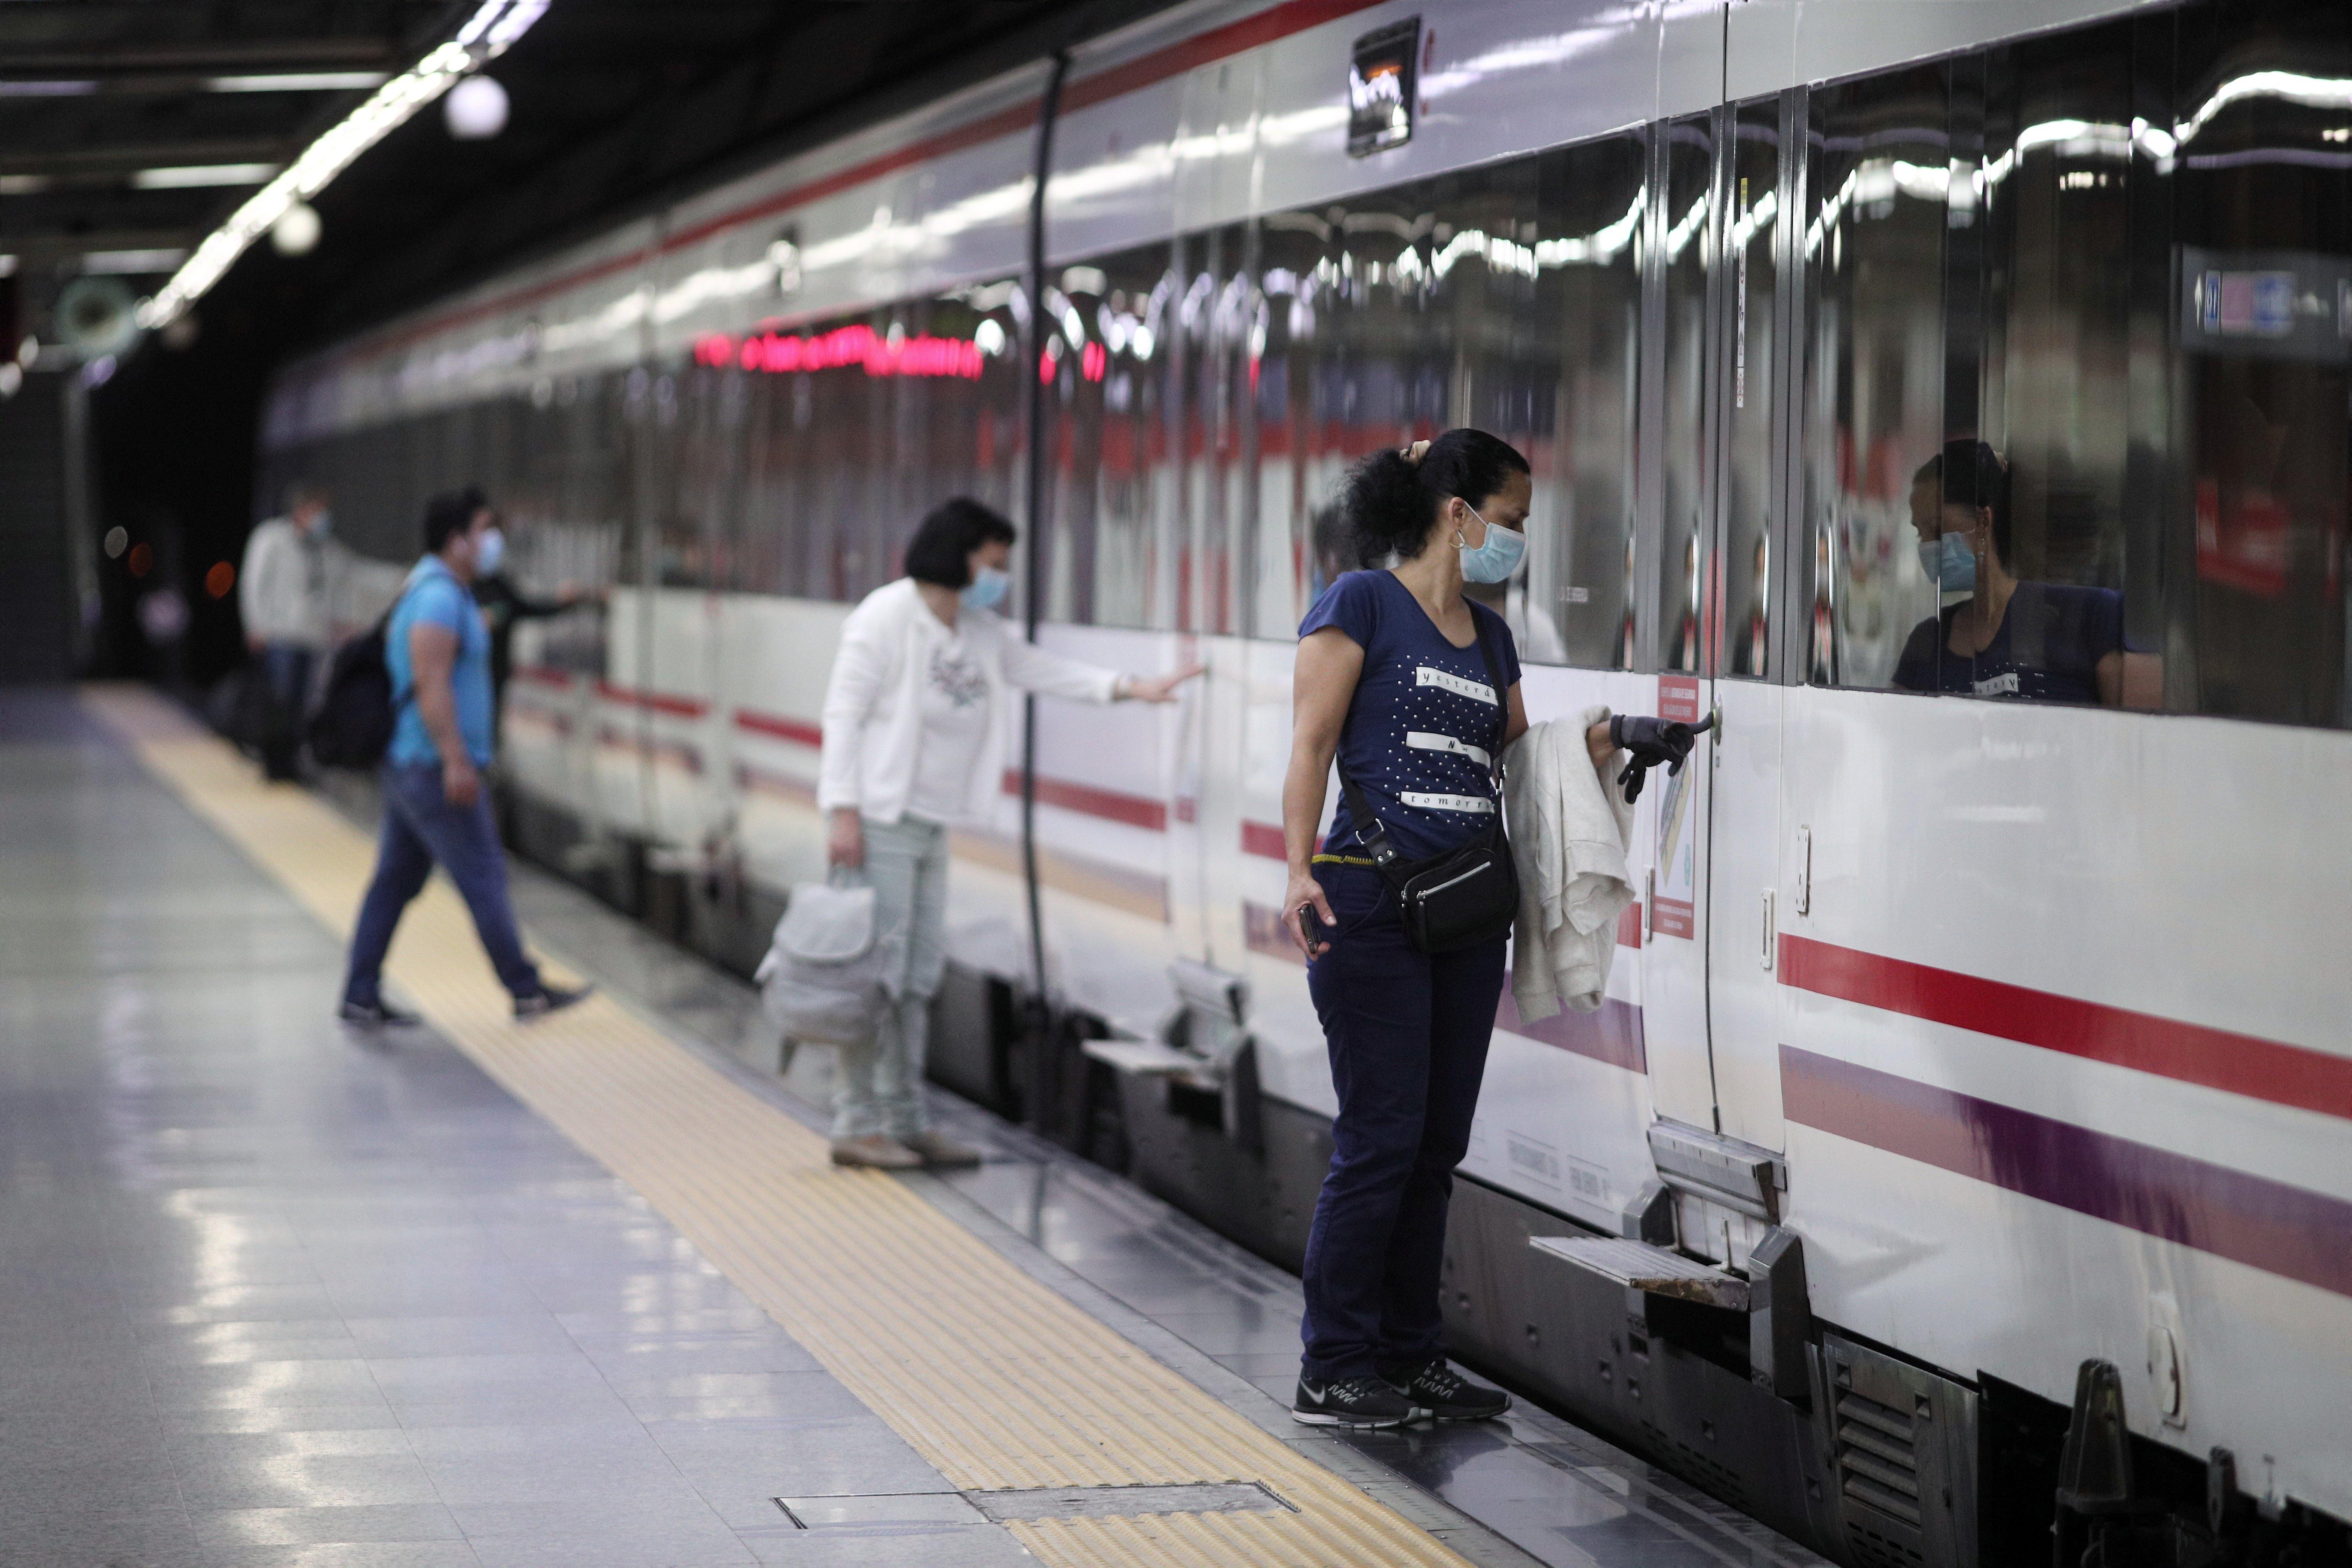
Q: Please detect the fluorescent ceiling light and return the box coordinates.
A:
[85,248,189,274]
[138,0,551,331]
[0,175,54,195]
[0,80,98,97]
[208,72,389,93]
[133,163,281,189]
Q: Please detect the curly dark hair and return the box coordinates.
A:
[1337,428,1530,567]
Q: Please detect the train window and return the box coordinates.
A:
[1801,64,1954,690]
[2171,0,2352,726]
[1658,115,1714,674]
[1804,1,2351,724]
[1259,132,1644,665]
[1721,101,1780,680]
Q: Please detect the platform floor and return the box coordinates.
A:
[1,686,1823,1568]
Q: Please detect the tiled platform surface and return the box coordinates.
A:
[0,686,1823,1568]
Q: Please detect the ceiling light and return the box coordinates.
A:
[444,74,508,138]
[137,0,551,331]
[132,163,281,189]
[0,80,97,98]
[0,175,54,195]
[271,204,322,256]
[83,248,189,274]
[208,72,389,93]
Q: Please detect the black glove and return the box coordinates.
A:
[1610,711,1713,804]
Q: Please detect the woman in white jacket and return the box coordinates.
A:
[818,498,1200,1169]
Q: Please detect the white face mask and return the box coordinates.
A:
[474,527,506,576]
[307,509,332,540]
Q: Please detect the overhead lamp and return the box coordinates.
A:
[132,163,281,189]
[0,80,98,98]
[208,72,389,93]
[136,0,551,331]
[83,248,189,274]
[271,203,322,256]
[444,74,508,138]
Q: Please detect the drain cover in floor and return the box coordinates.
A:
[965,1482,1294,1521]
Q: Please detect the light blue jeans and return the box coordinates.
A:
[831,815,950,1141]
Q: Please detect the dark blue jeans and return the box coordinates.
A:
[258,644,312,780]
[342,762,542,1008]
[1300,863,1505,1382]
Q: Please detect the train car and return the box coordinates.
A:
[259,1,2352,1562]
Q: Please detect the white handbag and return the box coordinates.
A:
[754,877,891,1047]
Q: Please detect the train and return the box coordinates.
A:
[258,1,2352,1563]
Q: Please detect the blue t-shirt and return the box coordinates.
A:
[1301,570,1522,862]
[1892,581,2124,705]
[385,557,495,767]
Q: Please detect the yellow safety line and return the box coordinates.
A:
[84,685,1470,1568]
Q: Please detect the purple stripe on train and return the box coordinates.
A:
[1782,1045,2352,1299]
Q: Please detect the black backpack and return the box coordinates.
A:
[306,591,413,770]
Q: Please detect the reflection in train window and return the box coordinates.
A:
[2174,0,2351,726]
[1806,1,2350,724]
[1659,115,1713,674]
[1801,64,1951,691]
[1721,101,1780,679]
[1256,131,1644,664]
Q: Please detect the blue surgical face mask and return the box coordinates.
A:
[308,509,332,541]
[1456,503,1527,585]
[961,565,1010,611]
[474,526,506,576]
[1916,532,1976,594]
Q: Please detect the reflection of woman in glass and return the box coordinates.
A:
[1894,440,2141,706]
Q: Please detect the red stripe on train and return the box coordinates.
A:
[596,680,708,719]
[999,771,1167,832]
[1779,934,2352,1121]
[733,708,823,747]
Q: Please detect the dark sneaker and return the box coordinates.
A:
[1292,1375,1425,1429]
[514,983,592,1022]
[339,999,420,1029]
[899,1129,984,1167]
[1382,1360,1511,1421]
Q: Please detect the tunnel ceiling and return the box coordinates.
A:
[5,0,1173,364]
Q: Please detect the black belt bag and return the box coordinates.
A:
[1336,615,1518,956]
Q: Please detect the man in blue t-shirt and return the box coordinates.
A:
[339,492,590,1026]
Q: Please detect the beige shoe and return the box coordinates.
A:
[900,1129,984,1167]
[830,1134,922,1170]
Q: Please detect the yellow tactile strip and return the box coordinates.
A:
[86,686,1470,1568]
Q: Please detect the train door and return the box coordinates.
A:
[1700,94,1796,1154]
[1636,110,1723,1134]
[1639,96,1796,1155]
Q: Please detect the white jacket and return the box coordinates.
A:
[238,517,330,648]
[818,577,1119,825]
[1503,708,1636,1019]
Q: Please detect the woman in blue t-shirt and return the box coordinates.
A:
[1279,429,1611,1430]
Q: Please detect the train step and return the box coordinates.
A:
[1528,1234,1749,1311]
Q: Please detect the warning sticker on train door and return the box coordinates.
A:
[1652,675,1700,938]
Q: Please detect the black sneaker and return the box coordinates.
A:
[514,983,592,1022]
[1382,1360,1511,1421]
[1292,1375,1426,1429]
[339,999,420,1029]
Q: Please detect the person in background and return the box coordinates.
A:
[448,486,604,735]
[1279,429,1619,1431]
[340,491,591,1029]
[238,484,333,780]
[1893,439,2154,706]
[818,497,1203,1171]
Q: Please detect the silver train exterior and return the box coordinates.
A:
[260,1,2352,1562]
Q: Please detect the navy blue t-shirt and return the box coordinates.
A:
[1301,570,1522,862]
[1892,581,2124,705]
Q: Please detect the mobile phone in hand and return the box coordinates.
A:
[1300,903,1331,955]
